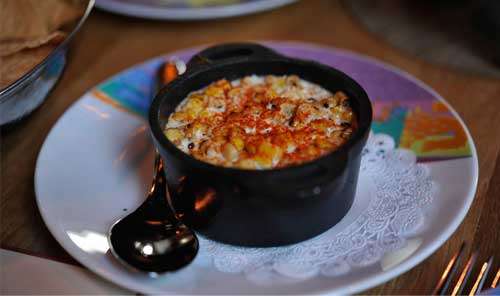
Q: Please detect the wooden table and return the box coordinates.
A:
[2,0,499,294]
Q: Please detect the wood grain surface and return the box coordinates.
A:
[1,0,499,294]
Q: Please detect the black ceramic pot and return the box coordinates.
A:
[149,43,372,247]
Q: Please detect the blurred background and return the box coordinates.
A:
[346,0,500,77]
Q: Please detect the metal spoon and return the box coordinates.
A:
[108,60,198,274]
[108,151,198,274]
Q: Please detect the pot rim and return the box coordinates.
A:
[149,46,372,177]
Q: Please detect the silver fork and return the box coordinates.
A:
[433,242,499,295]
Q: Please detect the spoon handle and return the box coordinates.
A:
[146,61,183,222]
[150,151,164,195]
[132,150,177,223]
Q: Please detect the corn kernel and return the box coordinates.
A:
[258,141,273,155]
[258,141,283,161]
[190,123,207,140]
[185,98,204,117]
[222,143,239,162]
[255,156,273,169]
[205,86,224,97]
[316,138,331,149]
[199,110,211,118]
[165,129,183,142]
[230,136,245,151]
[340,111,353,122]
[238,159,258,169]
[311,120,328,130]
[333,91,348,102]
[245,143,257,154]
[273,78,286,89]
[171,111,188,122]
[189,93,204,101]
[215,79,231,91]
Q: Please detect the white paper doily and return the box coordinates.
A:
[197,133,435,284]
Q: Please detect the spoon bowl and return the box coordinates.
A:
[108,152,199,274]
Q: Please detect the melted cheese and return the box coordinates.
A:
[165,75,356,169]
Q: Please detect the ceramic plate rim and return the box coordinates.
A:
[94,0,298,20]
[34,41,479,294]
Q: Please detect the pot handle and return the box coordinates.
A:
[186,43,282,71]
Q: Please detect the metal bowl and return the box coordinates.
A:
[0,0,95,127]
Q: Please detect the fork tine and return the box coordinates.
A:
[433,242,466,295]
[469,256,494,295]
[451,252,478,296]
[492,268,500,288]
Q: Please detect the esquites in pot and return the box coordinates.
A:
[164,74,357,169]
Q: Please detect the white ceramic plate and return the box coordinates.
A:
[35,42,478,294]
[94,0,298,20]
